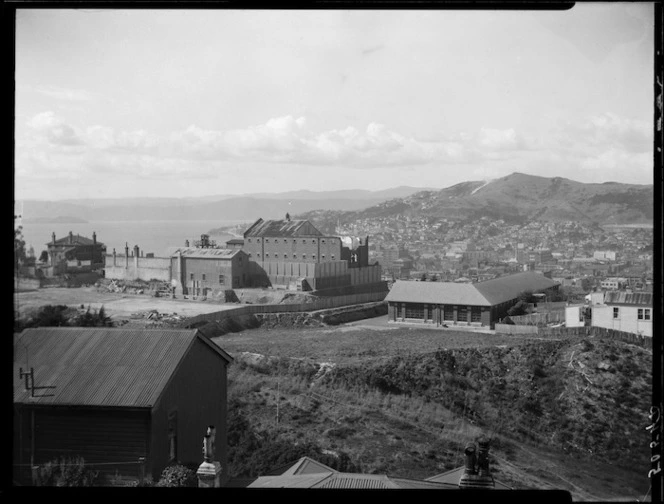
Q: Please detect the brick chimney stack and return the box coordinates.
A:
[52,232,56,245]
[458,436,495,489]
[69,231,73,244]
[92,232,97,264]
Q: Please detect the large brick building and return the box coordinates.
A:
[241,217,381,292]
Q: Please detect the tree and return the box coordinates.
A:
[14,224,26,271]
[39,250,49,263]
[581,277,593,292]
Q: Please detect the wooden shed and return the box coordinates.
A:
[13,327,232,485]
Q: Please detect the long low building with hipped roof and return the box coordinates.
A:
[385,272,560,329]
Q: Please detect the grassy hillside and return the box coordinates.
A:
[215,323,652,500]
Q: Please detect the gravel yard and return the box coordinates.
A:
[14,286,238,326]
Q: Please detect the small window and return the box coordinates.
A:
[293,254,297,259]
[303,254,306,260]
[322,255,325,260]
[219,274,225,284]
[168,411,178,462]
[312,239,316,244]
[202,274,206,281]
[266,239,269,243]
[190,273,194,280]
[638,309,644,320]
[266,253,269,258]
[645,309,651,320]
[322,239,325,244]
[613,307,619,319]
[303,239,306,244]
[284,254,288,259]
[248,238,252,243]
[331,254,335,260]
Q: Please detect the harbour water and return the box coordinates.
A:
[17,220,246,258]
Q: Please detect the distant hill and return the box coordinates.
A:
[16,186,431,222]
[298,173,654,227]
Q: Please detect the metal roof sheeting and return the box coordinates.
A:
[386,273,559,307]
[49,234,103,247]
[169,247,242,259]
[475,272,559,305]
[426,467,513,490]
[14,328,231,408]
[603,291,652,306]
[385,280,492,306]
[243,218,323,238]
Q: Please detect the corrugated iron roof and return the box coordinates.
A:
[48,234,104,247]
[603,291,652,306]
[243,218,323,238]
[232,472,462,489]
[426,467,513,490]
[14,328,231,408]
[385,273,559,307]
[266,456,337,476]
[385,280,492,306]
[475,272,559,305]
[169,247,243,259]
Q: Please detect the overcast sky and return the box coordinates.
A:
[14,5,654,201]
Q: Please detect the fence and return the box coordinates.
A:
[494,323,651,348]
[180,290,388,328]
[508,311,565,326]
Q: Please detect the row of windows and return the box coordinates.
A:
[247,238,327,244]
[403,304,482,322]
[612,307,651,320]
[254,253,335,260]
[189,273,225,283]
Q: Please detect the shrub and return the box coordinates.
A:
[156,463,197,487]
[36,456,99,487]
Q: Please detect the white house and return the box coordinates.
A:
[591,291,653,337]
[565,304,586,328]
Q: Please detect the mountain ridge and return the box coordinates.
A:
[299,173,654,226]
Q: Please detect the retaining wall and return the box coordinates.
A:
[179,291,388,328]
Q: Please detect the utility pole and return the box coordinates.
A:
[276,379,280,424]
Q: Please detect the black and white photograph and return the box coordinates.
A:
[12,3,658,501]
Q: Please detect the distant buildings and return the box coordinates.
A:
[593,250,618,262]
[104,217,385,296]
[45,231,105,276]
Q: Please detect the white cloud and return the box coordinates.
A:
[27,111,83,146]
[17,111,654,198]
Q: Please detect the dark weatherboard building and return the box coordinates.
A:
[13,327,233,485]
[385,272,560,329]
